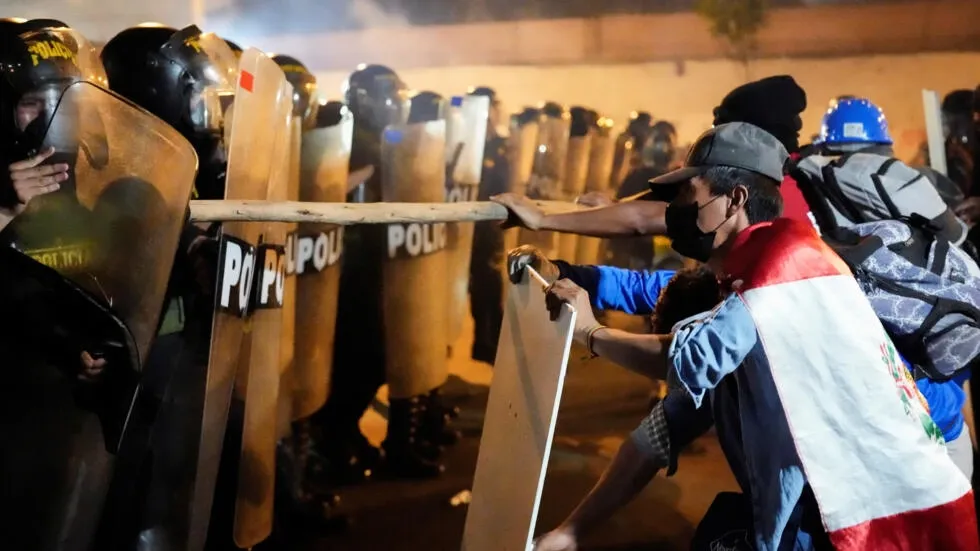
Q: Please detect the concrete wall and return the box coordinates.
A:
[313,52,980,162]
[251,1,980,70]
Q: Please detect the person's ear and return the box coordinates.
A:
[729,184,749,215]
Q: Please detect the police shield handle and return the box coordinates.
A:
[292,113,354,420]
[187,199,586,223]
[922,90,948,177]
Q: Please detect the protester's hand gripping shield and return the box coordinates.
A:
[445,95,489,349]
[381,120,451,398]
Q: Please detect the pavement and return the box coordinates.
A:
[301,311,738,551]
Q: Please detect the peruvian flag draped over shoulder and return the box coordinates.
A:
[726,218,978,551]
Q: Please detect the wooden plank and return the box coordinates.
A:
[462,267,577,551]
[188,199,585,224]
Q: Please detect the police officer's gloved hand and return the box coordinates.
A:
[507,245,560,285]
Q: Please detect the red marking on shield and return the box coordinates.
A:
[239,71,254,93]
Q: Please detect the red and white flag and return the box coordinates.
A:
[728,218,978,551]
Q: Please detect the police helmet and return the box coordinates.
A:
[343,64,409,133]
[223,38,244,59]
[271,54,319,129]
[467,86,498,105]
[102,24,237,151]
[102,24,238,199]
[818,97,893,146]
[407,91,444,124]
[0,20,106,159]
[570,106,597,137]
[315,100,349,128]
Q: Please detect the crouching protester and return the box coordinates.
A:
[534,123,978,551]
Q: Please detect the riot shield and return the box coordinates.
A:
[276,115,302,439]
[189,48,288,551]
[521,108,570,258]
[557,124,592,261]
[502,113,540,270]
[382,120,450,399]
[575,118,617,265]
[446,95,489,348]
[0,81,196,551]
[292,112,353,420]
[609,132,635,192]
[231,76,292,550]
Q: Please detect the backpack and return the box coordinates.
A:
[790,152,967,245]
[828,220,980,380]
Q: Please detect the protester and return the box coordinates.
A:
[542,122,976,550]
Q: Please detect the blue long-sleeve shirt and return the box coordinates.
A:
[553,260,967,443]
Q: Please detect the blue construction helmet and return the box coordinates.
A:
[818,97,893,146]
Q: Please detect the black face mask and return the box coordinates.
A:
[665,195,729,263]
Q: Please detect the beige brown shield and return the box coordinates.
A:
[381,120,450,398]
[556,132,592,261]
[575,117,617,265]
[521,111,569,258]
[188,48,289,551]
[502,115,540,273]
[231,74,293,550]
[445,95,489,348]
[275,116,302,439]
[291,112,354,419]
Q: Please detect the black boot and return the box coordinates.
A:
[314,427,381,488]
[420,388,461,448]
[382,396,445,479]
[275,426,349,535]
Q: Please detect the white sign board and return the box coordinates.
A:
[462,267,577,551]
[922,89,948,176]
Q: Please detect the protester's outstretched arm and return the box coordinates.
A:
[534,438,660,551]
[492,192,666,238]
[534,395,713,551]
[547,278,672,380]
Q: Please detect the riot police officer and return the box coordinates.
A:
[312,64,448,481]
[1,19,199,551]
[98,23,236,551]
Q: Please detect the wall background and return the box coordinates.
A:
[310,52,980,161]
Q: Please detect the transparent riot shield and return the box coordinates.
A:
[446,95,489,348]
[521,111,570,258]
[557,129,592,261]
[275,115,301,440]
[189,48,288,551]
[292,112,353,419]
[575,118,617,265]
[381,120,451,399]
[0,81,196,551]
[502,115,540,273]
